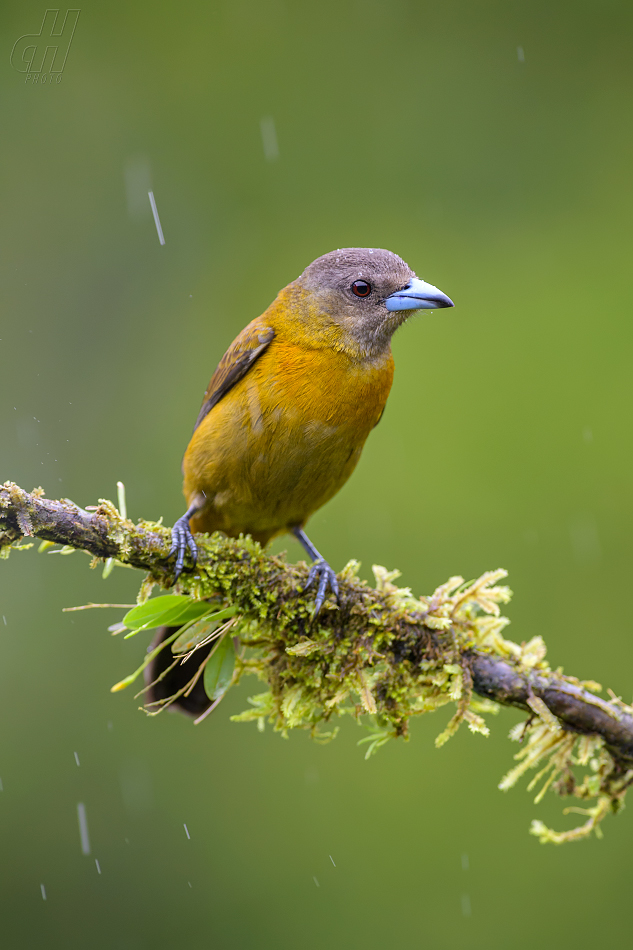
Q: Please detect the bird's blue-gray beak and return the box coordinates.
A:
[385,276,454,312]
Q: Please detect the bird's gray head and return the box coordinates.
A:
[294,248,453,356]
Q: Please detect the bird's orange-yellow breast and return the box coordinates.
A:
[183,286,394,543]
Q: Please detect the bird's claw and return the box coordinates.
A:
[168,514,198,583]
[303,558,339,615]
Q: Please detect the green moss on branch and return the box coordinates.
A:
[2,480,633,844]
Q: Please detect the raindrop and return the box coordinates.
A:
[260,116,279,161]
[77,803,91,855]
[148,191,166,245]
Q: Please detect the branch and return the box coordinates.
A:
[468,651,633,763]
[2,480,632,844]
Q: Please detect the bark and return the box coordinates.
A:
[467,651,633,764]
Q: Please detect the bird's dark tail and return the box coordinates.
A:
[143,625,214,718]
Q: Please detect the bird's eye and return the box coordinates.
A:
[351,280,371,297]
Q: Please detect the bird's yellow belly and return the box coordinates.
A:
[184,345,393,542]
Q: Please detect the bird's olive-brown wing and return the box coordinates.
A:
[193,324,275,432]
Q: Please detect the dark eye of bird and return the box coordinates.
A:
[351,280,371,297]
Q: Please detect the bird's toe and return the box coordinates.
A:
[303,558,339,615]
[169,515,198,583]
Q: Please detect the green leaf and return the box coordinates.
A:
[121,595,210,635]
[171,606,237,654]
[203,635,236,703]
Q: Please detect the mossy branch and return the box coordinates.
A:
[2,480,633,844]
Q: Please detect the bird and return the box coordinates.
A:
[149,247,453,717]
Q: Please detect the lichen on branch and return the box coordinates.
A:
[2,479,633,844]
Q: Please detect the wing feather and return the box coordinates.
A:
[193,324,274,431]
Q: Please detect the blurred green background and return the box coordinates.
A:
[1,1,633,947]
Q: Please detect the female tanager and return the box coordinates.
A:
[152,248,453,715]
[169,247,453,612]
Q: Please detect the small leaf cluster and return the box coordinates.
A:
[109,595,238,719]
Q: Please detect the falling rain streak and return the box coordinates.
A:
[260,116,279,161]
[77,803,91,855]
[148,191,166,245]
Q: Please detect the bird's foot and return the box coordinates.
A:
[303,558,340,616]
[168,513,198,583]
